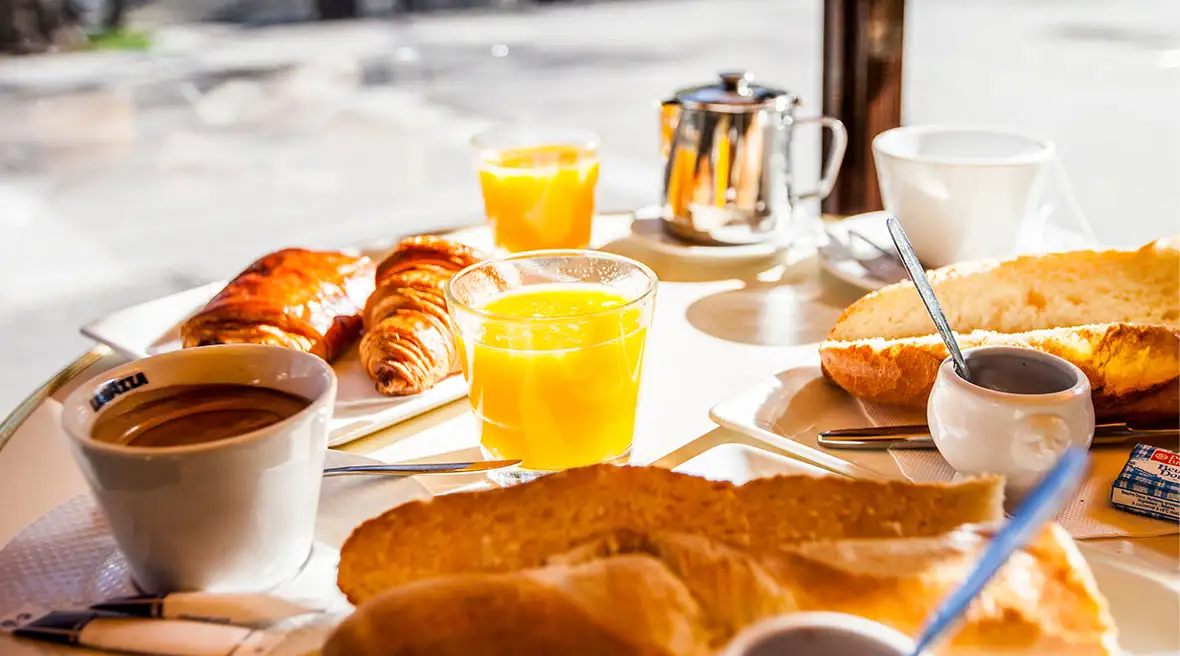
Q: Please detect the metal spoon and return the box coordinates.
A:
[323,459,521,478]
[885,217,972,382]
[909,447,1089,655]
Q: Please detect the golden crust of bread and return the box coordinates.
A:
[336,465,752,605]
[819,322,1180,418]
[327,526,1117,656]
[325,555,713,656]
[336,464,1004,605]
[828,238,1179,342]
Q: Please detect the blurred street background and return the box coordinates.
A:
[1,0,1178,414]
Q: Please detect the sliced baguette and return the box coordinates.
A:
[828,237,1179,342]
[821,237,1180,416]
[326,526,1117,656]
[336,464,1004,605]
[820,322,1180,416]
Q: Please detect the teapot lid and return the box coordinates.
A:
[675,71,795,112]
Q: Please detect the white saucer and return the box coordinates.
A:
[627,207,794,263]
[817,211,904,292]
[0,451,431,656]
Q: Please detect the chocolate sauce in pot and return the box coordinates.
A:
[963,352,1077,395]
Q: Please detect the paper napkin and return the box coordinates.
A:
[858,401,1180,540]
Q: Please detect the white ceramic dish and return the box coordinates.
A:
[673,442,830,483]
[818,211,899,292]
[708,365,894,480]
[873,125,1055,268]
[676,442,1180,655]
[0,450,431,656]
[80,280,468,447]
[627,206,795,263]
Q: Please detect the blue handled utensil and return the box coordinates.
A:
[909,447,1090,655]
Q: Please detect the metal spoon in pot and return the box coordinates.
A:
[885,217,972,382]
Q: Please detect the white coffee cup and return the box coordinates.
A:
[61,344,337,593]
[873,125,1056,267]
[928,346,1094,496]
[720,612,919,656]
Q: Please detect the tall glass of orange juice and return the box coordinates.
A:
[471,126,600,253]
[446,250,657,485]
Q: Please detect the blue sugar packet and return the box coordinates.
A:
[1110,444,1180,523]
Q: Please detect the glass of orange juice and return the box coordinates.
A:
[471,126,600,253]
[445,250,657,485]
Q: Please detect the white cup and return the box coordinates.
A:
[928,346,1095,496]
[720,612,918,656]
[873,125,1056,267]
[61,344,337,593]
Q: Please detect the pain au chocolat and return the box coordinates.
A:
[181,248,375,362]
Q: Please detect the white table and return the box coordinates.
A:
[1,213,1176,655]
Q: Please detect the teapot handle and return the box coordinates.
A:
[791,116,848,201]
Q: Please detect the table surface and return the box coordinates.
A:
[1,214,1176,636]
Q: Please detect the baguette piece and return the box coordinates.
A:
[820,238,1180,416]
[828,237,1178,342]
[336,464,1004,605]
[326,526,1117,656]
[326,555,715,656]
[821,322,1180,416]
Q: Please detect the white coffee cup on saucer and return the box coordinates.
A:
[873,125,1056,267]
[61,344,337,593]
[928,346,1095,498]
[720,612,919,656]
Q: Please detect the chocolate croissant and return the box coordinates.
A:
[181,248,375,362]
[361,236,483,396]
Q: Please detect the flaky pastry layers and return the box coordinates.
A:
[360,236,483,395]
[181,248,375,361]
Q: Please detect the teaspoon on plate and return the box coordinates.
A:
[323,459,521,477]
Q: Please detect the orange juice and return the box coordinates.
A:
[460,283,648,471]
[477,144,599,252]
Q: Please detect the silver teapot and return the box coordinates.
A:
[660,71,847,245]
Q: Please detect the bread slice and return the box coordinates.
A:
[820,322,1180,416]
[734,473,1004,551]
[828,237,1178,342]
[336,464,1004,605]
[336,465,751,605]
[820,238,1180,416]
[325,555,715,656]
[326,526,1117,656]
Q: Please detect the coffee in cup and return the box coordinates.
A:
[91,384,312,448]
[61,344,337,593]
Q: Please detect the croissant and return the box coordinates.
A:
[181,248,375,362]
[361,236,483,396]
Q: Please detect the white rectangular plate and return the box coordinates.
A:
[673,443,830,484]
[81,281,468,447]
[708,362,898,480]
[675,442,1179,655]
